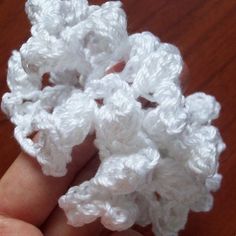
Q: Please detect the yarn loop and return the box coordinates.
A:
[1,1,225,235]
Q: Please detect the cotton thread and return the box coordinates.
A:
[1,1,225,235]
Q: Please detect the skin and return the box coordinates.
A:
[0,63,142,236]
[0,139,142,236]
[0,62,188,236]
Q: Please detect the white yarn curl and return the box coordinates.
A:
[1,1,225,235]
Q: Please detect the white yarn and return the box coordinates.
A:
[1,0,225,235]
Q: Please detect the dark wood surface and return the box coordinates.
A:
[0,1,235,235]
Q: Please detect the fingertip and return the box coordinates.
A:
[0,215,43,236]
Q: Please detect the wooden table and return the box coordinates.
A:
[0,1,235,235]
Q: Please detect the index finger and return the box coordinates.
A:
[0,63,126,226]
[0,134,97,226]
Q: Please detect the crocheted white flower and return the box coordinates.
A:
[1,1,225,235]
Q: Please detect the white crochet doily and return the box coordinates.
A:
[1,1,225,235]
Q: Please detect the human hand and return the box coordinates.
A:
[0,62,188,236]
[0,62,143,236]
[0,134,143,236]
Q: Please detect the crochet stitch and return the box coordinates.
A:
[1,0,225,235]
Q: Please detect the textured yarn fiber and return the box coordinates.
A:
[1,1,226,235]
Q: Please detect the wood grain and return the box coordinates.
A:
[0,1,235,235]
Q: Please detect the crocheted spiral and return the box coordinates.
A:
[1,1,225,235]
